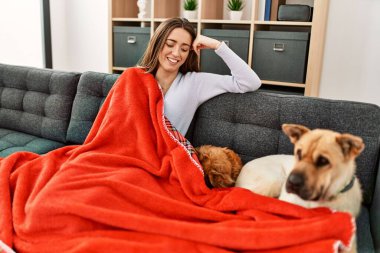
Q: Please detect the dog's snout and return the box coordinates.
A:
[286,172,305,193]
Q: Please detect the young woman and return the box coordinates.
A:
[138,17,261,136]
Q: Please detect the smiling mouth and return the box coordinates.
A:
[167,57,179,64]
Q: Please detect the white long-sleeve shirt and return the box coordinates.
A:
[163,42,261,135]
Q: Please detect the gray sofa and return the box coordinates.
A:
[0,64,80,156]
[0,64,118,154]
[1,63,379,253]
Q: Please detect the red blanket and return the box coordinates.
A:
[0,68,354,253]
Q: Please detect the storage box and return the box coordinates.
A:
[113,26,150,67]
[253,31,309,83]
[200,29,250,75]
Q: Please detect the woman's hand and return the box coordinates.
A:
[192,35,221,55]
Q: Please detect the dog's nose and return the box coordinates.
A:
[286,172,305,193]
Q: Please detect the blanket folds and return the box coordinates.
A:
[0,68,354,253]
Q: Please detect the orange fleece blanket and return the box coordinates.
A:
[0,68,354,253]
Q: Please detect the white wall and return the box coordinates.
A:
[0,0,44,68]
[50,0,109,72]
[319,0,380,106]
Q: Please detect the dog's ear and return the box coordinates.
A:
[282,124,310,144]
[223,148,242,167]
[198,152,209,162]
[195,147,209,162]
[223,148,243,180]
[210,169,235,188]
[336,134,365,159]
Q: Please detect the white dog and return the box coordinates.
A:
[235,124,364,217]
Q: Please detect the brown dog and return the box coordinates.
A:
[236,124,364,217]
[195,145,242,188]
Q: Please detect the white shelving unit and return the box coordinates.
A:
[108,0,329,96]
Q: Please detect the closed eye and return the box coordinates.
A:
[165,42,175,48]
[316,155,330,167]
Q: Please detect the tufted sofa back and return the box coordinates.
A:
[0,64,80,143]
[188,91,380,206]
[66,72,120,144]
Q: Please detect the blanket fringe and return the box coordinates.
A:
[159,85,204,176]
[333,216,356,253]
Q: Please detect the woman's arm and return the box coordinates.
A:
[215,42,262,92]
[192,34,221,53]
[190,35,261,103]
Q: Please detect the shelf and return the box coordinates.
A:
[261,80,306,88]
[152,18,198,23]
[201,19,252,25]
[254,21,312,26]
[112,18,151,22]
[112,67,127,71]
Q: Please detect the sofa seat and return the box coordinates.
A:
[0,128,65,157]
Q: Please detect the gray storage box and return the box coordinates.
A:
[113,26,150,67]
[201,29,250,75]
[253,31,309,83]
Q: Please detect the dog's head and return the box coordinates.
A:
[282,124,365,201]
[195,145,242,188]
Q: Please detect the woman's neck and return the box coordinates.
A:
[155,68,178,93]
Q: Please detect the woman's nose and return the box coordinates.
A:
[172,46,181,56]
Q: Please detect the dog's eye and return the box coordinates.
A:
[316,156,330,167]
[296,149,302,160]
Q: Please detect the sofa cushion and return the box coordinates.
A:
[356,207,375,253]
[66,72,119,144]
[189,91,380,206]
[0,128,65,157]
[0,64,80,143]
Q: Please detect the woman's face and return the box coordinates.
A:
[158,28,192,74]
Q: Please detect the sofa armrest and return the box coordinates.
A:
[370,150,380,253]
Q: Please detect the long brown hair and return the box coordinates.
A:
[138,18,199,74]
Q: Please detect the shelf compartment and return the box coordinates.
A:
[259,84,305,96]
[201,0,223,20]
[200,29,250,75]
[113,26,150,68]
[252,31,310,83]
[154,0,180,18]
[112,0,139,18]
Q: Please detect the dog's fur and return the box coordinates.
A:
[236,124,365,217]
[195,145,242,188]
